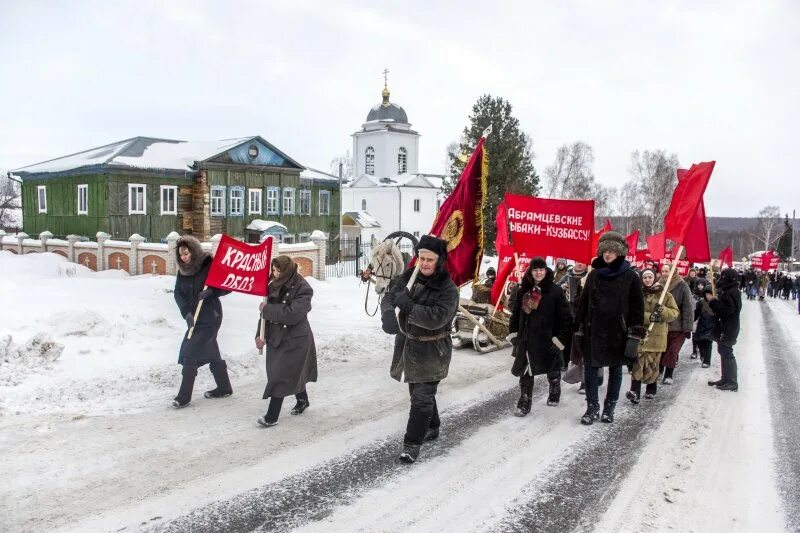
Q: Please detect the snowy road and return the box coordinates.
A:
[760,299,800,532]
[2,252,798,533]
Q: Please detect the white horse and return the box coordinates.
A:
[367,239,405,295]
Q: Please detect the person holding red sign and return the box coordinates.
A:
[172,235,233,408]
[507,257,573,415]
[255,255,318,427]
[574,231,645,425]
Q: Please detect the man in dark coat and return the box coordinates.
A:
[708,269,742,391]
[508,257,572,415]
[574,231,645,425]
[380,235,459,464]
[557,261,588,371]
[173,235,232,408]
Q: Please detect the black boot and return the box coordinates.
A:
[204,360,233,399]
[580,401,601,425]
[515,394,532,417]
[291,391,310,415]
[173,365,197,408]
[601,400,617,423]
[708,359,727,387]
[399,444,421,464]
[257,397,284,427]
[627,380,641,404]
[717,358,739,391]
[424,427,440,441]
[547,377,561,406]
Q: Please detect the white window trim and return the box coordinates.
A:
[160,185,177,215]
[282,187,295,215]
[229,187,244,216]
[248,188,262,215]
[266,187,280,215]
[211,186,226,217]
[319,190,331,216]
[77,184,88,215]
[37,185,47,214]
[299,189,311,216]
[128,183,147,215]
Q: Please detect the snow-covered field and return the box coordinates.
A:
[1,251,797,532]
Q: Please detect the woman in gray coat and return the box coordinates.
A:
[255,255,318,427]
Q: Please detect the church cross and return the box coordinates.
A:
[116,256,122,270]
[383,67,389,88]
[83,257,90,267]
[151,260,158,274]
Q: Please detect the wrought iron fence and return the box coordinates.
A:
[324,237,415,278]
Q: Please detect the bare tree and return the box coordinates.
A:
[329,151,353,182]
[544,142,595,199]
[592,183,615,222]
[627,149,679,235]
[0,170,22,230]
[750,205,782,251]
[613,180,646,235]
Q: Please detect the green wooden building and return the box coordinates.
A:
[12,136,340,243]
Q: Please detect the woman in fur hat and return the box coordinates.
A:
[255,255,318,427]
[508,257,573,415]
[574,231,645,424]
[626,268,679,404]
[172,235,233,408]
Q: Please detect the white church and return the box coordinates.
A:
[340,76,444,244]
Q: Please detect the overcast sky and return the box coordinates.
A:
[1,0,798,217]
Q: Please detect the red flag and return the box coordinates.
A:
[646,232,667,261]
[590,219,613,258]
[625,230,640,263]
[718,246,734,268]
[491,246,516,305]
[504,194,595,263]
[676,169,711,262]
[427,137,488,285]
[495,200,510,250]
[664,161,715,244]
[206,234,274,296]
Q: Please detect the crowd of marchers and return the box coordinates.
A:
[167,231,751,465]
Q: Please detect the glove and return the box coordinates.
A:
[393,288,414,314]
[547,344,562,359]
[685,331,692,340]
[649,311,662,323]
[381,310,400,334]
[654,303,664,313]
[623,337,640,361]
[184,312,194,329]
[198,288,214,301]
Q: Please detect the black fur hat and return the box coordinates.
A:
[529,256,547,270]
[415,235,448,257]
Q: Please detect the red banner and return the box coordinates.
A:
[206,234,273,296]
[751,251,779,271]
[646,232,667,261]
[664,161,715,244]
[625,230,640,263]
[428,137,487,285]
[491,246,532,306]
[676,169,711,262]
[495,200,510,250]
[505,194,595,263]
[718,246,734,268]
[659,255,691,277]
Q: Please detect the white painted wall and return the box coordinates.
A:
[341,185,438,242]
[352,129,419,178]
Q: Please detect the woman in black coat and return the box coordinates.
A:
[173,235,232,408]
[508,257,572,416]
[574,231,645,425]
[255,255,318,427]
[708,268,742,391]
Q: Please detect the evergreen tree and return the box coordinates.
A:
[443,95,539,255]
[777,214,793,259]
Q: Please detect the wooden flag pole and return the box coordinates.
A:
[187,285,208,340]
[649,245,684,334]
[258,295,267,355]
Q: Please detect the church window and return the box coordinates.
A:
[362,199,367,210]
[398,147,407,174]
[413,198,420,212]
[365,146,375,175]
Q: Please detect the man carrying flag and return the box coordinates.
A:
[380,132,489,464]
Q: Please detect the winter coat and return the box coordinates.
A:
[509,267,573,377]
[666,275,694,333]
[553,267,568,286]
[574,256,646,368]
[694,298,716,342]
[174,238,230,366]
[709,277,742,347]
[557,267,587,312]
[639,285,679,353]
[257,266,318,398]
[381,266,460,383]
